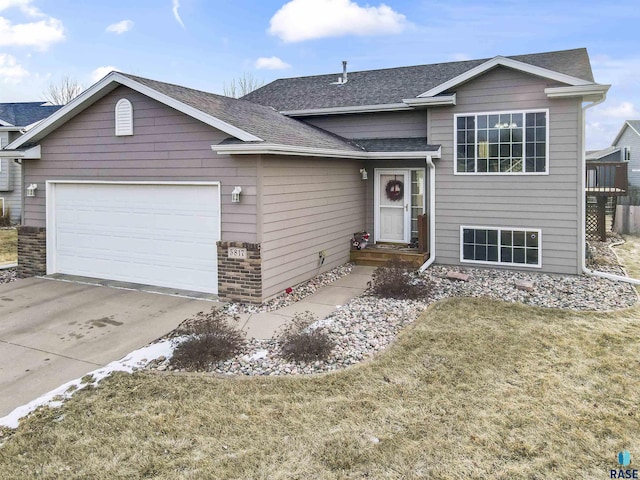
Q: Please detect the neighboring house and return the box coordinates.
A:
[612,120,640,187]
[0,102,63,222]
[0,48,609,303]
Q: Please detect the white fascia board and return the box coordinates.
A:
[612,122,629,146]
[0,145,41,159]
[23,145,41,159]
[281,103,412,117]
[417,56,592,98]
[544,83,610,99]
[402,94,456,107]
[211,143,441,159]
[112,75,261,142]
[0,149,24,158]
[0,119,14,127]
[6,72,261,150]
[6,73,123,149]
[613,121,640,145]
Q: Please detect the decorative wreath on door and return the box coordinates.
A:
[385,179,404,201]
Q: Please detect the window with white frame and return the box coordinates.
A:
[461,226,541,267]
[455,110,548,174]
[115,98,133,136]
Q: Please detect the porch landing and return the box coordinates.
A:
[350,244,430,268]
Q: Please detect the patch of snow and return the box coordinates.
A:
[249,350,268,361]
[0,339,174,429]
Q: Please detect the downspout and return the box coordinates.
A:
[418,155,436,272]
[581,94,640,285]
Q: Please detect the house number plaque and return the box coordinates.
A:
[228,247,247,259]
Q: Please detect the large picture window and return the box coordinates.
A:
[455,110,548,174]
[460,226,541,267]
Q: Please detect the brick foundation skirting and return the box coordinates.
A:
[17,226,46,278]
[217,241,261,303]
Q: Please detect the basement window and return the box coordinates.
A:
[115,98,133,136]
[460,226,541,267]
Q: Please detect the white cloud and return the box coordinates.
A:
[598,101,640,120]
[450,53,471,62]
[255,56,291,70]
[0,53,28,83]
[0,0,44,17]
[106,19,133,34]
[0,0,64,50]
[172,0,184,28]
[269,0,408,42]
[0,17,64,49]
[91,66,120,83]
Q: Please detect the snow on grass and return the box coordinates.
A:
[0,339,175,429]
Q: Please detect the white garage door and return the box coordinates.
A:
[49,182,220,294]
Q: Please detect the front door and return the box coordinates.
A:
[375,169,411,243]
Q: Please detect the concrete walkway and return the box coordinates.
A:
[237,266,375,339]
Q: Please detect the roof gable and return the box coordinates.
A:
[613,120,640,145]
[6,72,363,154]
[242,48,598,113]
[416,56,591,99]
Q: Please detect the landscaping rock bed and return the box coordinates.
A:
[147,237,638,377]
[0,268,16,285]
[222,263,354,315]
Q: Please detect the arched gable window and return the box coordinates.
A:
[115,98,133,136]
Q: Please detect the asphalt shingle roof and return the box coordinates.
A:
[242,48,595,112]
[122,73,363,152]
[0,102,62,127]
[353,138,439,153]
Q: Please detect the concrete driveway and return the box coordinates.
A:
[0,277,215,417]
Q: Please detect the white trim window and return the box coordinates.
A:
[455,109,548,175]
[115,98,133,136]
[460,226,541,268]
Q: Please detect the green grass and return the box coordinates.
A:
[1,298,639,479]
[0,228,17,265]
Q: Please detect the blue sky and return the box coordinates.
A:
[0,0,638,149]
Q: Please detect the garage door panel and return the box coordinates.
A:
[51,183,220,294]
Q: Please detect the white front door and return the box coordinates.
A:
[375,170,411,243]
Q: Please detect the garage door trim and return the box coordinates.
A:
[45,180,221,286]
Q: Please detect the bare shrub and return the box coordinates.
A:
[278,312,334,362]
[171,309,245,370]
[0,207,11,227]
[370,258,432,300]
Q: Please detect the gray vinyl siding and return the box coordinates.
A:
[23,86,258,243]
[303,111,427,139]
[614,127,640,188]
[430,67,582,274]
[0,158,21,223]
[260,155,365,299]
[1,130,24,223]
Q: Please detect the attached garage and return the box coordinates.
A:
[46,182,220,294]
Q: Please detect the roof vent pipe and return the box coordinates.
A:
[342,60,348,84]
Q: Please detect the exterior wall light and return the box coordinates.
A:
[360,168,368,180]
[231,186,242,203]
[26,184,38,197]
